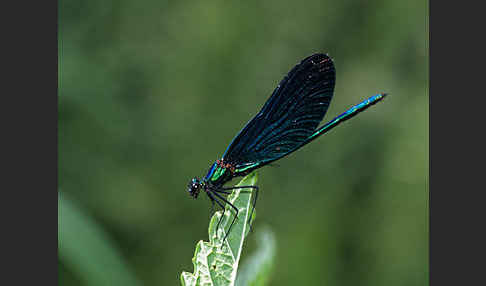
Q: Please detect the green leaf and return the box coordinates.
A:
[235,227,276,286]
[181,172,258,286]
[58,192,141,286]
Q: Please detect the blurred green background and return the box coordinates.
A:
[58,0,428,285]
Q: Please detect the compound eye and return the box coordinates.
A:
[188,182,196,193]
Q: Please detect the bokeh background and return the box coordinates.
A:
[59,0,428,285]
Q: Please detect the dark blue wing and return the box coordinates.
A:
[222,53,336,172]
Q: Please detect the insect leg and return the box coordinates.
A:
[218,185,259,231]
[207,191,226,232]
[209,195,215,217]
[210,189,232,229]
[219,185,257,191]
[247,186,259,231]
[210,190,239,242]
[212,189,232,195]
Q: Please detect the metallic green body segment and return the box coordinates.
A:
[210,166,226,182]
[235,163,260,173]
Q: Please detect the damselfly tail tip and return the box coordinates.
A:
[368,93,388,106]
[375,93,388,102]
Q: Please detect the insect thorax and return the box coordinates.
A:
[204,159,235,186]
